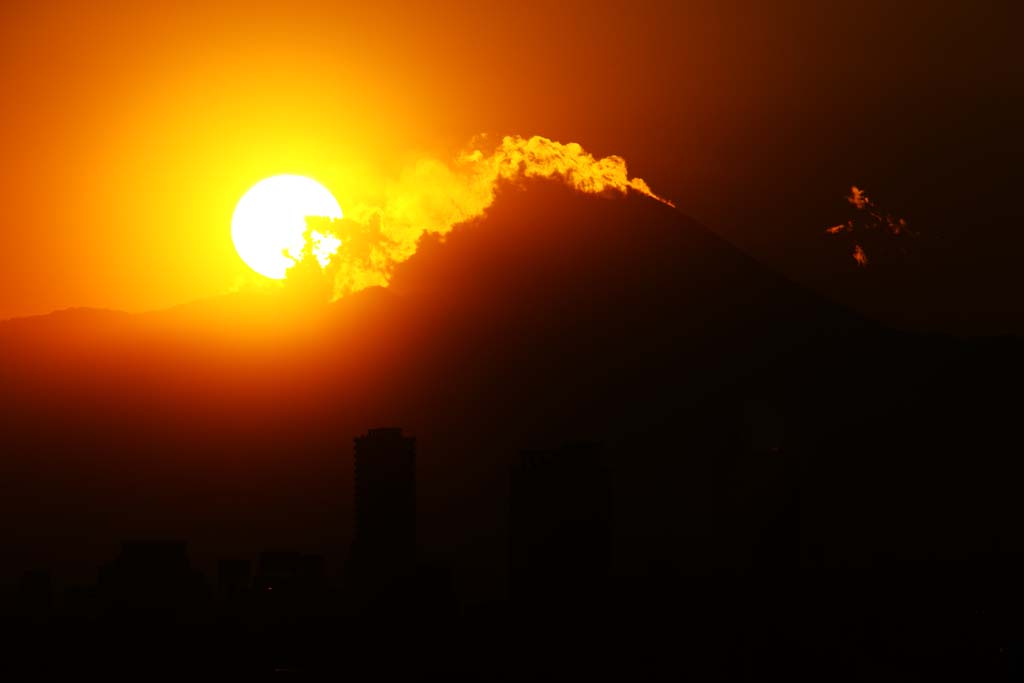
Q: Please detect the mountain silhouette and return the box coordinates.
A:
[0,179,1020,594]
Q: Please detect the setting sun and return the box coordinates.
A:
[231,175,343,279]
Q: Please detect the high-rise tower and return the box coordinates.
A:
[352,427,416,583]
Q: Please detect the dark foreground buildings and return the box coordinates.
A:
[349,427,417,592]
[98,540,207,619]
[7,418,1024,680]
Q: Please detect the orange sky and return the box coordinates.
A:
[0,1,1020,328]
[0,1,706,318]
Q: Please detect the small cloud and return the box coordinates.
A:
[825,186,914,267]
[847,186,872,210]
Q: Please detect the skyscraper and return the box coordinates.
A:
[352,428,416,584]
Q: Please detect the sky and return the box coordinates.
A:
[0,1,1020,332]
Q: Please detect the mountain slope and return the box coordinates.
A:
[0,180,1018,586]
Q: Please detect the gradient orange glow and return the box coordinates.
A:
[1,1,1017,327]
[0,1,787,319]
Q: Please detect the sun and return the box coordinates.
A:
[231,175,343,279]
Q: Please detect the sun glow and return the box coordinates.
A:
[231,175,343,279]
[228,136,670,296]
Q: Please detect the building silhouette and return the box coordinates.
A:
[510,442,612,613]
[351,428,417,590]
[253,551,326,594]
[98,540,207,621]
[218,558,252,601]
[254,551,301,593]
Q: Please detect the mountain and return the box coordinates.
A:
[0,179,1020,593]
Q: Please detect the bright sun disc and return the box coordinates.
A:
[231,175,343,279]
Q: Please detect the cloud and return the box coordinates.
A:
[293,135,673,300]
[825,186,913,266]
[847,186,871,210]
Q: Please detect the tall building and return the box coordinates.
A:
[510,442,612,610]
[352,427,416,584]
